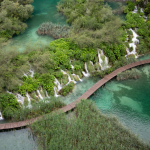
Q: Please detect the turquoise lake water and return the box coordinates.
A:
[90,58,150,144]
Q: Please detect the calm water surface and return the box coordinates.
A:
[90,55,150,144]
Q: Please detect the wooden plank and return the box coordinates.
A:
[0,124,5,130]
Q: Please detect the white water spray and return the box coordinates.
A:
[82,63,90,77]
[37,90,43,100]
[46,91,50,98]
[77,75,82,81]
[16,94,25,104]
[125,29,139,58]
[54,78,62,91]
[132,6,138,13]
[98,50,110,70]
[54,87,60,97]
[26,93,31,108]
[0,111,4,120]
[61,70,76,84]
[29,69,34,78]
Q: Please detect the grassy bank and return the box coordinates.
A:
[30,100,150,150]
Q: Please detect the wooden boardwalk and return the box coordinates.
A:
[0,59,150,130]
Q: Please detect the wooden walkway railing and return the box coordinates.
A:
[0,59,150,130]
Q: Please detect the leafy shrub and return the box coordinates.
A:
[0,93,20,118]
[126,1,135,11]
[58,82,75,96]
[117,68,141,81]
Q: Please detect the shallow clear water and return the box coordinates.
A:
[3,0,67,51]
[63,77,100,104]
[0,128,37,150]
[90,64,150,144]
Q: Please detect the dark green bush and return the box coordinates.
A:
[58,82,75,96]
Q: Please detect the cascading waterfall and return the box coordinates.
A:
[70,62,81,82]
[61,69,76,84]
[26,93,31,108]
[37,90,43,100]
[16,94,25,104]
[23,72,28,78]
[125,29,139,58]
[54,78,62,91]
[29,69,34,78]
[98,50,104,70]
[82,63,90,77]
[90,61,94,67]
[98,50,110,70]
[46,91,50,98]
[54,87,60,97]
[0,111,4,120]
[132,6,138,13]
[77,75,82,81]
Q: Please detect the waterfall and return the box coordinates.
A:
[61,69,76,84]
[0,111,4,120]
[29,69,34,78]
[23,72,28,78]
[125,29,139,58]
[46,91,50,98]
[26,93,31,107]
[132,6,138,13]
[77,75,82,81]
[7,91,24,104]
[7,90,13,94]
[98,50,110,70]
[90,61,94,67]
[82,63,90,77]
[37,90,43,100]
[54,87,60,97]
[54,78,62,91]
[98,50,104,70]
[16,94,25,104]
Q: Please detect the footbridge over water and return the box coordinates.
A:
[0,59,150,130]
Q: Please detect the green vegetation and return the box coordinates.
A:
[57,0,124,48]
[30,100,150,150]
[0,0,33,42]
[117,68,141,81]
[58,82,75,96]
[0,93,20,118]
[2,96,65,121]
[37,22,70,39]
[123,2,150,55]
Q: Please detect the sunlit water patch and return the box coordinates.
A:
[62,77,100,105]
[90,65,150,143]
